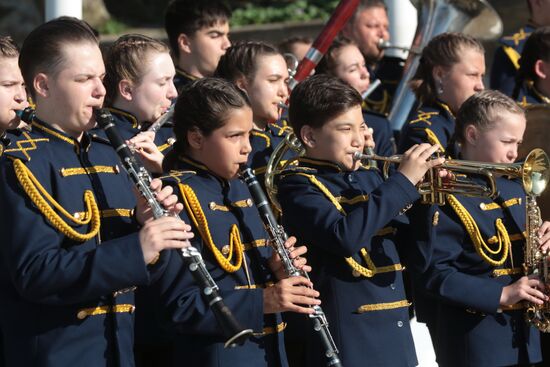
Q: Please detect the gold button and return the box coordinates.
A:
[209,202,216,210]
[479,203,486,210]
[221,245,230,255]
[352,270,361,278]
[113,165,120,174]
[129,305,136,314]
[246,199,253,207]
[77,310,88,320]
[167,137,176,146]
[74,212,81,219]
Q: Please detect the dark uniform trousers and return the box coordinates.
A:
[490,24,535,97]
[0,119,158,367]
[153,156,288,367]
[277,157,419,367]
[398,100,458,158]
[420,177,542,367]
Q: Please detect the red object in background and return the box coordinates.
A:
[288,0,360,90]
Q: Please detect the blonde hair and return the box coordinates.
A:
[454,90,524,144]
[410,32,484,104]
[104,34,170,105]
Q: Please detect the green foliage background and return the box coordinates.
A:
[103,0,338,29]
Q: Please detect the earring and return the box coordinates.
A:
[436,79,444,95]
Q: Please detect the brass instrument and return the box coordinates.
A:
[524,180,550,332]
[353,149,550,205]
[265,132,304,210]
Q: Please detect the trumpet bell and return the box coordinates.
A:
[523,148,550,197]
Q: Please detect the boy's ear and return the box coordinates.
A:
[118,80,134,101]
[187,128,204,150]
[33,73,49,98]
[464,124,478,146]
[177,33,193,55]
[300,125,316,148]
[534,59,549,80]
[234,76,248,91]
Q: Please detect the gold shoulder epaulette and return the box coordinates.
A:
[3,130,49,162]
[409,110,439,126]
[159,170,196,183]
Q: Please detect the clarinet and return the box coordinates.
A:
[94,108,253,348]
[239,166,343,367]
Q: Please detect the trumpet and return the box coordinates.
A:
[353,148,550,205]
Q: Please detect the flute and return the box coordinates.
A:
[95,108,253,348]
[147,105,174,133]
[239,166,343,367]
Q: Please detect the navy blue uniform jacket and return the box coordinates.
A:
[490,24,535,97]
[0,119,156,367]
[398,101,457,157]
[421,177,541,366]
[156,156,288,367]
[277,157,419,367]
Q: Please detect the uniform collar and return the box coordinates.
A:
[527,80,550,104]
[175,67,199,81]
[31,118,92,151]
[299,156,342,172]
[106,106,140,129]
[177,154,230,187]
[435,99,455,118]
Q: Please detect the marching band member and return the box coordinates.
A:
[0,17,193,367]
[316,37,395,158]
[100,33,177,173]
[278,36,313,63]
[0,35,27,158]
[420,90,548,367]
[164,0,231,92]
[513,26,550,107]
[215,41,292,191]
[277,74,445,367]
[490,0,550,96]
[398,32,485,158]
[156,77,319,366]
[341,0,399,115]
[0,34,28,367]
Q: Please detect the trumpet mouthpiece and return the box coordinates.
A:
[353,151,363,161]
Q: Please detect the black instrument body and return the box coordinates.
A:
[240,167,343,366]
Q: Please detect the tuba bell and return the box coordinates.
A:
[388,0,503,131]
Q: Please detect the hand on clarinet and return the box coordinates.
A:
[127,131,164,174]
[263,276,321,315]
[134,178,183,224]
[267,236,311,280]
